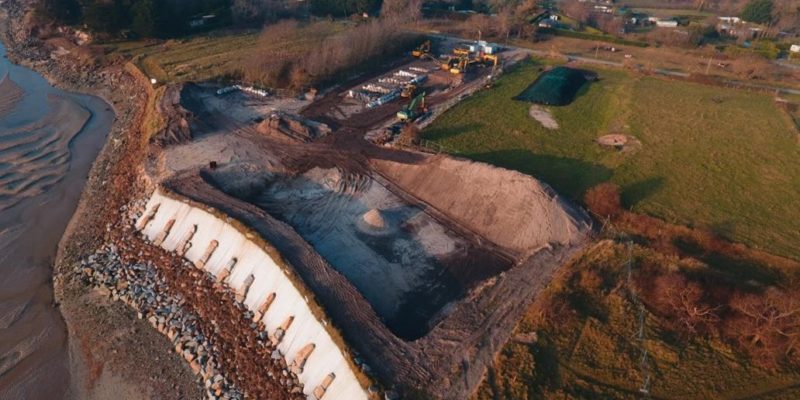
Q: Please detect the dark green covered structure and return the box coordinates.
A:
[514,67,590,106]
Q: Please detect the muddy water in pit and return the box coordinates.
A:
[0,42,113,398]
[206,166,511,340]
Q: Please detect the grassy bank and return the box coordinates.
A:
[423,60,800,260]
[102,22,347,84]
[104,31,259,83]
[474,241,800,400]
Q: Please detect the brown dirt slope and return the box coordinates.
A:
[372,154,592,259]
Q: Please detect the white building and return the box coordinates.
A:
[719,16,742,24]
[656,20,679,28]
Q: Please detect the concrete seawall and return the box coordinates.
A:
[137,189,368,400]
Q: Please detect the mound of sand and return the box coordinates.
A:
[372,155,591,258]
[0,73,24,117]
[362,208,386,229]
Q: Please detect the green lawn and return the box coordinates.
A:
[424,61,800,259]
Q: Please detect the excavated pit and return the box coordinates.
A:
[144,81,593,398]
[202,164,512,340]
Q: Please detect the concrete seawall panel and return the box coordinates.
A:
[138,189,368,400]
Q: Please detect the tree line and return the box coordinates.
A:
[36,0,427,37]
[239,19,417,89]
[38,0,232,38]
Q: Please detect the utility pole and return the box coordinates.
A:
[595,42,600,59]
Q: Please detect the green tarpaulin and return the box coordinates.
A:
[514,66,589,106]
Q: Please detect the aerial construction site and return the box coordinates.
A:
[116,38,593,399]
[5,0,800,397]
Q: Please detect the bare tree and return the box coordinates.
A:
[561,0,590,28]
[382,0,423,23]
[653,273,721,335]
[597,15,625,36]
[241,19,411,89]
[726,288,800,367]
[495,5,514,41]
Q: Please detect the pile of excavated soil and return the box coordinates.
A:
[362,208,386,229]
[0,73,24,116]
[372,154,591,259]
[528,105,559,130]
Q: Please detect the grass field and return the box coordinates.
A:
[102,22,347,84]
[473,241,800,400]
[423,60,800,260]
[104,31,259,83]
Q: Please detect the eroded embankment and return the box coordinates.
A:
[137,188,370,400]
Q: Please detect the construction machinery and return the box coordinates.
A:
[397,92,427,122]
[401,83,417,98]
[480,53,499,70]
[412,40,431,58]
[440,55,467,74]
[453,46,471,57]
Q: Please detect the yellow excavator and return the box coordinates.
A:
[446,55,483,74]
[480,54,499,70]
[453,46,471,57]
[412,40,431,58]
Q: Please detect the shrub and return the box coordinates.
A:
[584,183,622,219]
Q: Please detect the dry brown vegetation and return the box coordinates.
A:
[581,183,800,368]
[584,183,800,273]
[239,19,416,89]
[583,182,622,219]
[648,272,721,335]
[635,263,800,368]
[396,123,421,146]
[477,236,800,399]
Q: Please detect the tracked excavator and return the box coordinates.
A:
[412,40,431,58]
[397,92,427,122]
